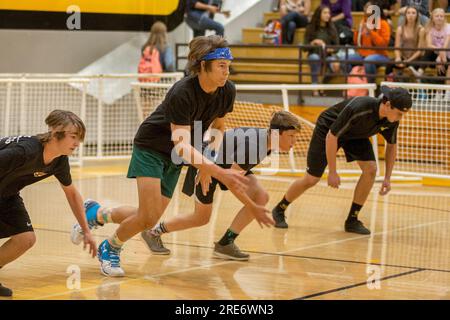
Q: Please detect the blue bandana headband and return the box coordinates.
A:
[201,47,233,61]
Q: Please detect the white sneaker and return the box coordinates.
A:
[70,199,103,245]
[70,223,84,245]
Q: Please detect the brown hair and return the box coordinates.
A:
[142,21,168,53]
[270,111,301,133]
[186,35,229,75]
[37,110,86,143]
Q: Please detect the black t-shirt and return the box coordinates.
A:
[316,96,399,144]
[134,75,236,158]
[215,127,271,171]
[0,136,72,198]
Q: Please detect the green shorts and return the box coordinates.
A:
[127,146,182,198]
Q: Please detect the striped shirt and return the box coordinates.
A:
[316,96,399,144]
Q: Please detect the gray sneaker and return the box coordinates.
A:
[141,230,170,255]
[213,242,249,261]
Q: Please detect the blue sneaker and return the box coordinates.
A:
[70,199,103,245]
[98,239,125,277]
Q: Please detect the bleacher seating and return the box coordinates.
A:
[231,5,450,84]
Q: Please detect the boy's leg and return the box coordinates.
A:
[272,173,320,228]
[215,175,268,261]
[71,202,140,245]
[272,130,326,228]
[0,232,36,268]
[142,199,213,255]
[0,232,36,297]
[97,177,167,277]
[142,168,216,254]
[344,160,377,235]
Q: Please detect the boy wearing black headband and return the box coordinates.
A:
[141,111,299,260]
[71,35,272,276]
[272,86,412,234]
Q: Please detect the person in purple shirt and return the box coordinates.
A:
[321,0,353,28]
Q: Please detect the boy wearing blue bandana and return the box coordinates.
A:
[71,35,273,277]
[140,111,298,260]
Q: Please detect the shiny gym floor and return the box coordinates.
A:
[1,163,449,300]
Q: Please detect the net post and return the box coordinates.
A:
[4,82,12,137]
[97,76,104,158]
[281,87,297,172]
[78,81,88,166]
[19,82,26,134]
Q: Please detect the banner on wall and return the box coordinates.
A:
[0,0,185,31]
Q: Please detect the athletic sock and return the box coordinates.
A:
[275,196,291,211]
[218,228,239,246]
[346,202,363,222]
[108,232,124,249]
[97,207,113,224]
[150,222,168,236]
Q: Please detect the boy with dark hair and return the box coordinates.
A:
[71,35,272,277]
[272,86,412,234]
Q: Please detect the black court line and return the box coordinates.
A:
[294,268,425,300]
[35,226,450,274]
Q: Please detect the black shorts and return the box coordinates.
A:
[0,194,34,239]
[182,166,253,205]
[306,127,376,178]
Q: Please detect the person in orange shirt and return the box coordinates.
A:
[347,0,391,82]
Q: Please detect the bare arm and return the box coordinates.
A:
[406,28,426,62]
[326,130,339,174]
[331,13,345,22]
[394,26,402,61]
[171,124,248,192]
[380,143,397,195]
[61,184,97,257]
[326,130,341,188]
[279,0,288,17]
[302,0,311,16]
[194,1,218,13]
[228,163,273,227]
[208,117,226,152]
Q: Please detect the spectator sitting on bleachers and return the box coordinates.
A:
[321,0,352,28]
[422,8,450,84]
[185,0,230,37]
[397,0,431,26]
[304,5,340,95]
[386,6,425,80]
[347,0,391,83]
[279,0,310,44]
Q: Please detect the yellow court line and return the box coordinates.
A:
[0,0,179,15]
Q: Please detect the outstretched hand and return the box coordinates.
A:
[219,168,249,195]
[379,179,391,195]
[83,232,97,258]
[250,204,274,228]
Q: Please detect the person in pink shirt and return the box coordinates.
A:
[423,8,450,83]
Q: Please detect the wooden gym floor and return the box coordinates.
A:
[0,164,449,300]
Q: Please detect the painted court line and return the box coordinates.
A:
[30,220,446,300]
